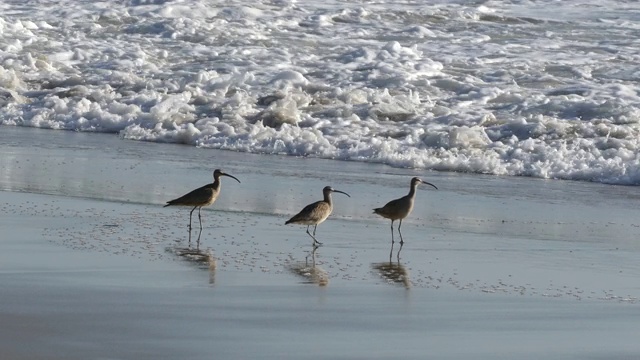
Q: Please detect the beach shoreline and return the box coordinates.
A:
[2,127,640,359]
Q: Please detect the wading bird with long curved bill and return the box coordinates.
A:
[286,186,350,247]
[164,169,240,248]
[373,177,437,245]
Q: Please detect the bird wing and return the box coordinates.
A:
[165,184,214,207]
[286,201,330,224]
[373,197,408,218]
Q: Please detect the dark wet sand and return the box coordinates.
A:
[2,126,640,359]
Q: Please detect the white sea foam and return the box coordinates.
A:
[1,0,639,184]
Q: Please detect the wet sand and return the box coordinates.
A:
[1,126,640,359]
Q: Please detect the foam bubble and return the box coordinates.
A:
[1,0,639,184]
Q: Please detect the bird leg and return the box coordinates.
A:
[390,220,395,244]
[312,224,317,236]
[197,207,204,232]
[196,207,203,249]
[398,219,404,245]
[306,225,323,246]
[188,206,197,247]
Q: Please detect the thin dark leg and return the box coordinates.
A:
[398,219,404,245]
[188,206,197,247]
[306,225,323,246]
[390,220,395,244]
[389,241,394,262]
[312,224,317,236]
[196,207,203,249]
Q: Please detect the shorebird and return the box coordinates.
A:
[285,186,350,246]
[164,169,240,247]
[373,177,437,244]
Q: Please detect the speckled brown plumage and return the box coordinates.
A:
[286,186,350,246]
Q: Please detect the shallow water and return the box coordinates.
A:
[2,191,640,359]
[2,126,640,358]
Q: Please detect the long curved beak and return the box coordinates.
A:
[332,189,351,197]
[222,173,241,183]
[421,180,437,190]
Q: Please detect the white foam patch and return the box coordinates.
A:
[1,0,640,184]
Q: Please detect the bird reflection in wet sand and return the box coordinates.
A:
[372,242,410,288]
[288,246,329,286]
[167,247,217,284]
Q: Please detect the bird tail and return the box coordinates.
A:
[163,203,172,207]
[373,208,381,214]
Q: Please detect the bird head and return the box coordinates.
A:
[214,169,241,183]
[323,186,350,197]
[412,177,437,190]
